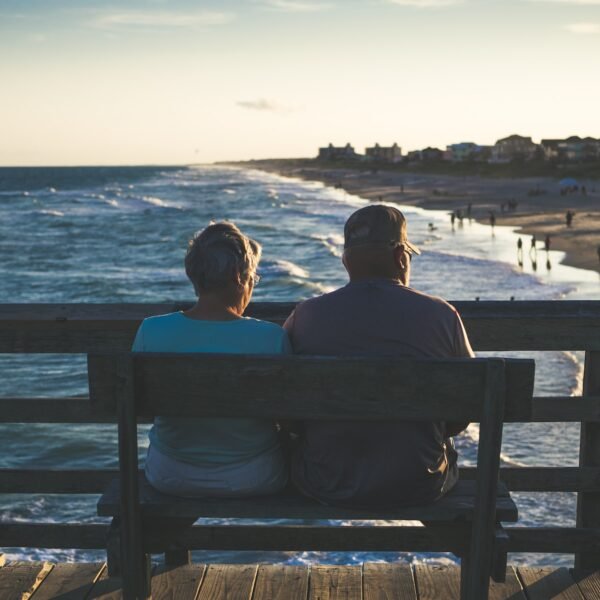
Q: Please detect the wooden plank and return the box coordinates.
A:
[85,565,123,600]
[0,398,116,424]
[0,524,109,549]
[4,300,600,352]
[88,354,534,422]
[415,565,525,600]
[196,564,258,600]
[4,465,600,495]
[576,351,600,571]
[517,567,584,600]
[363,562,416,600]
[99,478,518,522]
[308,565,361,600]
[150,564,206,600]
[29,563,104,600]
[251,565,308,600]
[0,396,597,426]
[572,570,600,599]
[0,561,53,600]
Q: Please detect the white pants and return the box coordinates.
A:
[144,444,288,498]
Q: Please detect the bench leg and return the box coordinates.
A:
[165,549,192,567]
[460,548,491,600]
[107,518,122,577]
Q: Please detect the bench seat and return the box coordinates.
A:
[98,476,518,522]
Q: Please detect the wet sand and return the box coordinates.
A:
[243,162,600,274]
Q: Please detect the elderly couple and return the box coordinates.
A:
[132,204,474,509]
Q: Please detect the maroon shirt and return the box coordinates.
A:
[283,278,474,508]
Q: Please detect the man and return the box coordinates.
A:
[284,205,474,508]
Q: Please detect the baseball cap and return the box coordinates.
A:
[343,205,421,255]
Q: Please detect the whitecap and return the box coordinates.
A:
[38,209,64,217]
[223,189,237,195]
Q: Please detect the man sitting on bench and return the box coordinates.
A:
[284,205,474,508]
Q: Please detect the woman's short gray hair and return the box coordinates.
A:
[185,221,262,295]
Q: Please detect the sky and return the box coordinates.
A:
[1,0,599,165]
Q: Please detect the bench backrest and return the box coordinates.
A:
[88,353,535,421]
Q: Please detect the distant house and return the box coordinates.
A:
[540,139,562,161]
[445,142,490,162]
[406,147,444,162]
[317,143,360,161]
[365,143,403,163]
[560,136,600,162]
[421,147,444,162]
[491,134,539,163]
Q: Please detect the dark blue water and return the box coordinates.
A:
[0,165,596,566]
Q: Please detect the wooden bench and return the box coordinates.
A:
[89,352,535,600]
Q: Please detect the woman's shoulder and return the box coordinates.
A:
[240,317,285,335]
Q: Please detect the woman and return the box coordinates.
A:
[133,221,289,497]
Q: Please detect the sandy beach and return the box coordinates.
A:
[241,161,600,274]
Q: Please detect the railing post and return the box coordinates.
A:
[575,350,600,571]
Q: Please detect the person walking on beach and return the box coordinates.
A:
[283,205,474,509]
[544,235,551,252]
[530,235,538,271]
[517,237,523,267]
[450,211,456,228]
[566,211,575,227]
[489,212,496,230]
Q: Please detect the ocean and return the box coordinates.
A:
[0,164,597,567]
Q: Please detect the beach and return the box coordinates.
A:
[239,161,600,274]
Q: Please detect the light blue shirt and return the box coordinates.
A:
[132,312,291,467]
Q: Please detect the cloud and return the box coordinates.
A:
[565,22,600,33]
[92,10,234,29]
[386,0,464,6]
[257,0,333,12]
[236,99,293,113]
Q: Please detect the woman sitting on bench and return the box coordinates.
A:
[132,221,290,497]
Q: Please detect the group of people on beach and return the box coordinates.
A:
[134,205,473,509]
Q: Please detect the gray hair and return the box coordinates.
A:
[185,221,262,295]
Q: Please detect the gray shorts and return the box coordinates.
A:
[144,444,288,498]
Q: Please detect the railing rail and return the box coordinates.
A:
[1,301,600,568]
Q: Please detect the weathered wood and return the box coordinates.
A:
[86,564,123,600]
[416,565,525,600]
[576,351,600,571]
[0,561,53,600]
[362,562,417,600]
[149,564,206,600]
[196,564,258,600]
[4,301,600,352]
[0,523,109,548]
[28,562,104,600]
[517,566,584,600]
[116,356,150,599]
[0,395,597,425]
[251,565,308,600]
[308,565,361,600]
[462,359,506,598]
[506,528,600,553]
[3,465,600,495]
[98,477,517,522]
[572,570,600,599]
[88,354,534,422]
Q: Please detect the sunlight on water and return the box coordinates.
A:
[0,165,597,566]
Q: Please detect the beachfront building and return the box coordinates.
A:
[407,147,444,162]
[365,143,403,163]
[445,142,491,162]
[541,136,600,162]
[490,134,539,163]
[317,143,360,161]
[560,136,600,162]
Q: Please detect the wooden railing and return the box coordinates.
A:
[1,301,600,568]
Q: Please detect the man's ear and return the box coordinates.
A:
[393,244,407,270]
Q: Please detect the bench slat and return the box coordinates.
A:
[88,355,534,422]
[97,477,518,522]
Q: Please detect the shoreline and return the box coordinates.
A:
[234,161,600,275]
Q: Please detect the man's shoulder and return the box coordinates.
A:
[295,283,458,317]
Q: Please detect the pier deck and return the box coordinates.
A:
[1,559,600,599]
